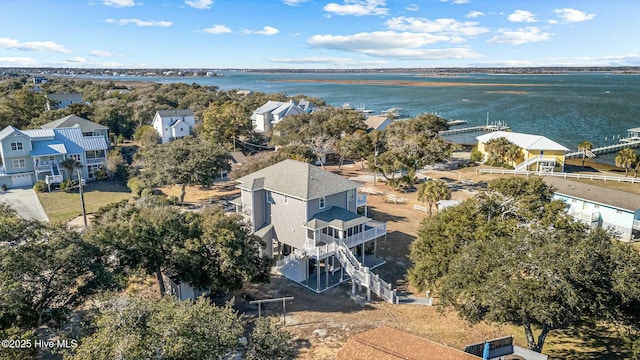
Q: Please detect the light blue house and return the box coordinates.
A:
[545,177,640,241]
[0,116,109,189]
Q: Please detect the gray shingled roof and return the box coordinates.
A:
[157,109,195,117]
[41,115,108,132]
[304,206,371,230]
[544,177,640,212]
[235,159,359,200]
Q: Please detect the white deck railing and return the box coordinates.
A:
[45,175,63,184]
[478,168,640,184]
[306,222,387,253]
[86,157,106,165]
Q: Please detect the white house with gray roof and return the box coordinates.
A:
[233,159,396,302]
[45,93,84,110]
[250,100,312,133]
[545,177,640,241]
[152,109,196,144]
[0,116,109,189]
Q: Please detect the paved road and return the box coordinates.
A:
[0,187,49,221]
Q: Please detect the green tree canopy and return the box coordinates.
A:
[615,148,638,177]
[577,140,593,167]
[416,180,451,216]
[133,124,161,146]
[202,101,253,149]
[409,176,640,353]
[136,137,232,203]
[0,207,109,329]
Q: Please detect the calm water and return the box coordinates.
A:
[105,71,640,163]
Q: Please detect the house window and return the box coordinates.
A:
[307,229,314,239]
[70,154,81,162]
[87,165,103,179]
[12,159,26,168]
[10,142,23,151]
[266,191,273,204]
[319,196,325,209]
[347,189,355,201]
[180,127,184,131]
[48,156,55,161]
[284,196,288,204]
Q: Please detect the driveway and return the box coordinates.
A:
[0,187,49,221]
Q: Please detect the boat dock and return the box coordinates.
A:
[566,139,640,158]
[439,124,510,136]
[446,119,467,126]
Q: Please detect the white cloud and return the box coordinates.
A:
[66,56,86,63]
[0,57,37,66]
[466,11,484,18]
[283,0,309,5]
[307,31,482,60]
[90,50,114,57]
[102,0,137,7]
[406,4,419,12]
[386,17,489,37]
[487,27,551,45]
[508,10,537,23]
[185,0,213,9]
[324,0,388,16]
[554,8,595,23]
[242,26,279,35]
[267,56,387,67]
[203,25,231,34]
[0,37,71,53]
[106,18,173,27]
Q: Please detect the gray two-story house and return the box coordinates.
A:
[233,159,395,302]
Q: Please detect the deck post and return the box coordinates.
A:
[325,258,329,289]
[316,248,320,291]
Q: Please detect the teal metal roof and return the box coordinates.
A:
[31,142,67,156]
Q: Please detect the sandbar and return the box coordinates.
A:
[270,79,550,87]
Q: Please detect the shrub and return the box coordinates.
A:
[470,146,483,162]
[0,184,6,191]
[59,179,74,193]
[127,176,145,197]
[33,181,47,193]
[140,188,154,198]
[94,169,107,180]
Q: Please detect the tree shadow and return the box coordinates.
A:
[546,323,629,359]
[367,206,407,223]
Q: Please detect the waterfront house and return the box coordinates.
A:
[41,114,109,145]
[0,119,109,189]
[45,93,84,110]
[544,177,640,241]
[476,131,569,172]
[364,115,392,132]
[152,109,196,144]
[233,159,395,301]
[250,100,310,133]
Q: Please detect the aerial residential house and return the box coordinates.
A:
[233,159,395,302]
[41,114,109,145]
[364,115,392,132]
[545,177,640,242]
[152,109,196,144]
[45,93,84,110]
[250,100,311,133]
[476,131,570,173]
[0,116,109,189]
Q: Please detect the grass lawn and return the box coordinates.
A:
[37,180,132,223]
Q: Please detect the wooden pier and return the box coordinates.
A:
[439,124,510,136]
[446,119,467,126]
[566,139,640,158]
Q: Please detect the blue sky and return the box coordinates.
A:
[1,0,638,69]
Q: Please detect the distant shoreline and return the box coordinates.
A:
[269,78,550,88]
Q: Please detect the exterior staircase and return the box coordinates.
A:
[514,156,544,172]
[334,239,396,303]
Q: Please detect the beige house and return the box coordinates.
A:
[476,131,569,172]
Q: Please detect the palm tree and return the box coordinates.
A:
[484,137,514,166]
[504,143,522,167]
[615,148,637,177]
[577,140,593,167]
[417,180,451,216]
[59,158,83,181]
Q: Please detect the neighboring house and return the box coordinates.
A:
[41,114,109,146]
[233,159,395,302]
[545,177,640,241]
[464,336,548,360]
[476,131,570,173]
[338,326,483,360]
[250,100,311,133]
[163,272,210,301]
[0,122,109,189]
[364,115,392,132]
[45,93,83,110]
[32,76,48,85]
[152,109,196,144]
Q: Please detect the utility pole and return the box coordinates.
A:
[77,169,87,229]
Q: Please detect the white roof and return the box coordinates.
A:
[476,131,569,151]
